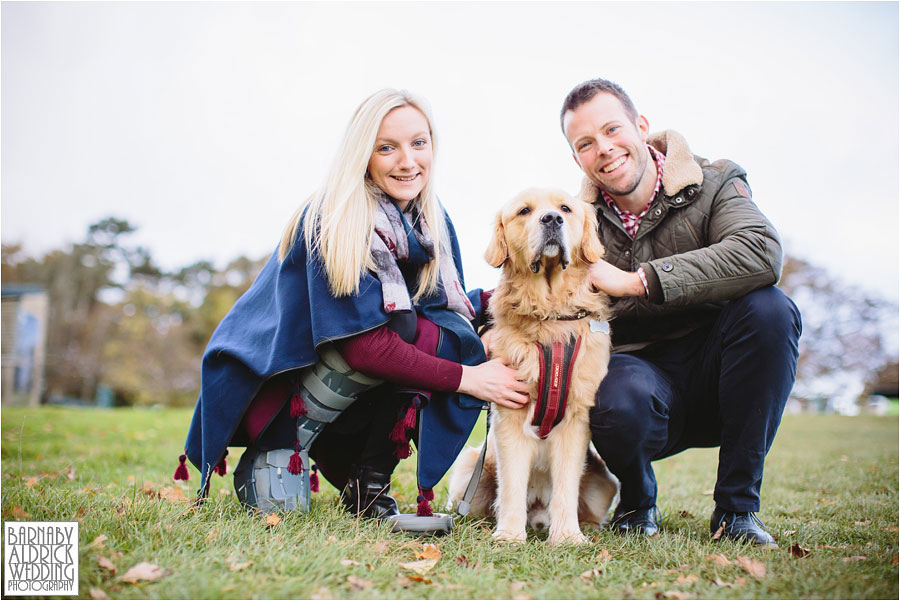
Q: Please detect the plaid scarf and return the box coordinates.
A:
[371,194,475,321]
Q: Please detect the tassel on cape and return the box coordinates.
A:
[173,453,190,481]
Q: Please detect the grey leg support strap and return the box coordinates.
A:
[294,345,383,450]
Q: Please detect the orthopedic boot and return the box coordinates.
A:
[234,345,382,514]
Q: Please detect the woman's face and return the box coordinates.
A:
[367,106,433,209]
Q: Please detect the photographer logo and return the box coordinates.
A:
[4,521,78,596]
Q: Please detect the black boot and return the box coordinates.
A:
[710,506,778,548]
[341,465,400,519]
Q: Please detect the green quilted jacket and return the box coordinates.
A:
[578,130,783,352]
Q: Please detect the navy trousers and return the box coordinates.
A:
[590,286,802,513]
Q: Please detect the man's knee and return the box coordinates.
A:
[591,356,662,435]
[727,286,802,341]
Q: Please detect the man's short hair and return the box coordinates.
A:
[560,78,638,133]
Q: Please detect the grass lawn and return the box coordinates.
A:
[2,407,897,599]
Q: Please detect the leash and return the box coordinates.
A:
[456,404,490,516]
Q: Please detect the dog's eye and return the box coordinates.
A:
[518,207,531,216]
[560,204,572,213]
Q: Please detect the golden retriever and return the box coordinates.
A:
[449,187,618,545]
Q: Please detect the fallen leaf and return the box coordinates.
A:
[4,505,31,520]
[400,559,438,575]
[581,568,603,580]
[455,555,479,568]
[706,553,731,566]
[839,455,848,462]
[120,562,167,583]
[892,555,899,566]
[736,556,766,579]
[158,487,188,503]
[783,530,796,536]
[89,588,110,599]
[372,541,389,554]
[407,574,433,584]
[853,520,871,526]
[819,498,836,506]
[68,466,76,480]
[340,559,361,567]
[702,489,714,495]
[843,555,867,562]
[510,581,527,593]
[24,476,39,488]
[711,523,725,541]
[266,514,281,527]
[735,576,747,587]
[675,574,698,585]
[327,535,338,543]
[97,555,117,574]
[127,475,135,482]
[346,575,372,590]
[656,591,688,600]
[310,586,333,599]
[884,526,898,532]
[823,544,850,550]
[415,542,442,561]
[396,576,412,588]
[87,534,108,549]
[595,548,612,562]
[229,560,253,571]
[789,544,810,558]
[679,510,695,519]
[712,577,733,588]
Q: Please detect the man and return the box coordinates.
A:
[560,78,801,546]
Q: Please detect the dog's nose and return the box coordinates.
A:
[540,211,564,227]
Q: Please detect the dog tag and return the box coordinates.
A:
[589,320,610,335]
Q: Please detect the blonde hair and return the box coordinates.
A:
[279,89,452,301]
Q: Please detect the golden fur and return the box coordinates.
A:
[448,187,618,545]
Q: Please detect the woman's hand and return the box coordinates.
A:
[457,358,530,409]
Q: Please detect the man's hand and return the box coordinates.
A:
[589,260,646,297]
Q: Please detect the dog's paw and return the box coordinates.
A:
[492,529,527,543]
[548,529,589,546]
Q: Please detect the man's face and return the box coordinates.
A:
[563,93,651,199]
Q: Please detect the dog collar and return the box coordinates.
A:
[532,336,582,439]
[545,309,592,321]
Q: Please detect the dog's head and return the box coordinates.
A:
[485,187,604,274]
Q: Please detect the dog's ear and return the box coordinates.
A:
[580,207,605,263]
[484,212,508,268]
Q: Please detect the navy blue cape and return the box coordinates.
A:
[184,213,486,495]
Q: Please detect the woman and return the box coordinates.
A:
[175,89,528,519]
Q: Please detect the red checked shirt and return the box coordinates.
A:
[599,145,666,296]
[600,145,667,238]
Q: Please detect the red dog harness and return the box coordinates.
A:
[531,337,582,439]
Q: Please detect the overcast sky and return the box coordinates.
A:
[2,2,898,302]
